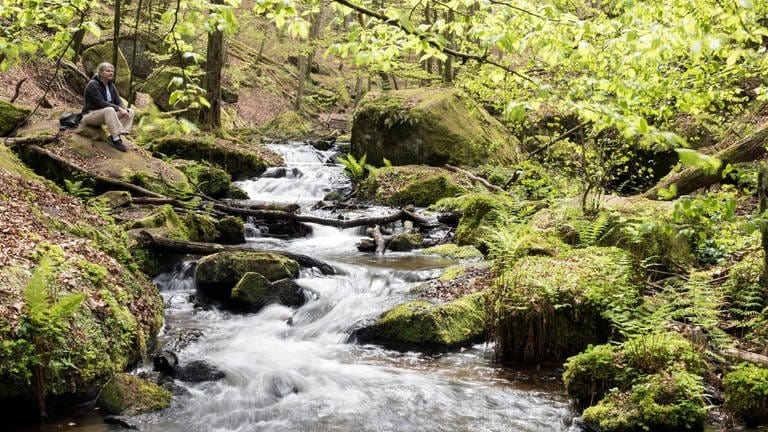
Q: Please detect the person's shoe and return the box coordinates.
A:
[111,137,127,152]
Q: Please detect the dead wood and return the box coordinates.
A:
[4,135,58,146]
[444,164,505,193]
[719,347,768,367]
[134,230,336,275]
[643,123,768,200]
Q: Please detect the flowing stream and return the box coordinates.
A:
[12,142,579,431]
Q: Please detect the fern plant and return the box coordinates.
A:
[63,179,94,198]
[337,153,368,180]
[21,257,85,419]
[577,211,617,247]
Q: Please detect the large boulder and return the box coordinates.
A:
[195,251,300,301]
[351,88,518,167]
[137,67,203,111]
[360,165,474,207]
[356,292,486,348]
[81,42,133,97]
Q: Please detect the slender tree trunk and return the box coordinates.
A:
[127,0,144,106]
[201,0,224,128]
[759,166,768,291]
[112,0,122,75]
[442,9,454,83]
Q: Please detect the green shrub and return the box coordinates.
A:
[563,344,622,407]
[723,364,768,427]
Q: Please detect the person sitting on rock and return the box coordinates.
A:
[81,62,134,152]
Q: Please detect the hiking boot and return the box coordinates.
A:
[111,137,127,152]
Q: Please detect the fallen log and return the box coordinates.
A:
[134,230,336,275]
[719,347,768,367]
[4,135,58,146]
[643,122,768,200]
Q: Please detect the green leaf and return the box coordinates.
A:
[676,148,722,174]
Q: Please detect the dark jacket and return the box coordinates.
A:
[82,75,124,114]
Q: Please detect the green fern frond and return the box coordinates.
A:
[578,212,615,247]
[49,293,86,321]
[24,258,55,325]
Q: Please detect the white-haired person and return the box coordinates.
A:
[81,62,134,152]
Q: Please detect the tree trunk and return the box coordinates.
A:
[201,0,225,128]
[134,230,336,275]
[112,0,122,75]
[643,122,768,200]
[760,165,768,292]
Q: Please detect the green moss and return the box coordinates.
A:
[195,251,300,299]
[432,193,526,248]
[184,212,217,242]
[582,371,706,432]
[175,160,232,198]
[488,247,639,362]
[724,364,768,427]
[387,175,465,207]
[366,292,486,347]
[150,136,270,180]
[420,244,484,260]
[563,344,622,407]
[0,100,32,136]
[388,233,423,251]
[231,272,270,308]
[215,216,245,244]
[127,205,189,240]
[98,373,171,415]
[262,111,312,140]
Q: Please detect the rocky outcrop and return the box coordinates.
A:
[351,88,519,167]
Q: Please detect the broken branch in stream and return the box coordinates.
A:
[134,230,336,275]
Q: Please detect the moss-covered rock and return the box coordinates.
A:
[563,344,622,407]
[357,292,486,348]
[174,160,233,198]
[488,247,639,362]
[97,373,171,415]
[126,205,189,240]
[420,244,484,260]
[195,251,300,300]
[81,42,133,97]
[0,100,31,136]
[582,371,706,432]
[360,165,474,207]
[94,190,132,208]
[215,216,245,244]
[150,135,275,180]
[388,232,423,251]
[723,364,768,427]
[351,88,518,167]
[231,274,304,310]
[137,66,202,111]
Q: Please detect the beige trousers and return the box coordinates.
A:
[82,107,134,137]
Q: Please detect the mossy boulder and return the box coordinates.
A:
[231,273,303,310]
[361,165,474,207]
[94,190,132,208]
[581,371,706,432]
[0,100,31,136]
[723,364,768,427]
[420,244,484,260]
[357,292,486,348]
[126,205,189,240]
[388,233,423,251]
[184,212,217,242]
[150,136,275,180]
[174,160,232,198]
[195,251,300,300]
[351,88,518,167]
[215,216,245,244]
[97,373,171,415]
[81,42,132,97]
[488,247,639,362]
[563,344,622,407]
[137,66,202,111]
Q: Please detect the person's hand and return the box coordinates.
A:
[117,107,128,119]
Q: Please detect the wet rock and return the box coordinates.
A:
[97,373,171,415]
[152,350,179,375]
[195,251,300,301]
[103,415,140,429]
[388,232,423,251]
[231,273,304,311]
[176,360,226,383]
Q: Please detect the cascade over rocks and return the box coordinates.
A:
[351,88,519,167]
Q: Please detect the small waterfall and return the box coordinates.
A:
[139,142,579,432]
